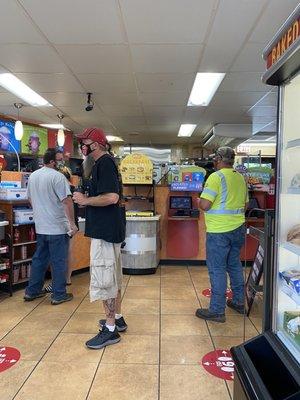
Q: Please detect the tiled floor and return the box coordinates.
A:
[0,266,262,400]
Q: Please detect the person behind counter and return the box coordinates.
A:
[73,127,126,350]
[196,146,248,323]
[24,148,78,305]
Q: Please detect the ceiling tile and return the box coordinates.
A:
[0,0,45,44]
[131,44,203,73]
[219,72,271,92]
[182,107,207,124]
[120,0,214,43]
[0,92,24,107]
[20,0,125,44]
[144,106,184,117]
[40,92,86,108]
[0,44,68,73]
[94,92,140,106]
[136,73,195,92]
[246,105,277,118]
[111,116,147,128]
[231,42,266,72]
[56,45,131,73]
[16,73,83,92]
[101,105,143,117]
[252,90,278,106]
[140,91,188,106]
[200,0,266,71]
[77,73,136,93]
[249,0,300,44]
[202,107,251,124]
[210,91,268,107]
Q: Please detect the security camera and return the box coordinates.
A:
[85,92,94,112]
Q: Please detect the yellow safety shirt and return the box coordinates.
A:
[200,168,248,233]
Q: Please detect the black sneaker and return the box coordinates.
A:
[99,316,128,332]
[51,293,73,305]
[227,299,245,315]
[86,326,121,349]
[195,308,226,323]
[24,292,47,302]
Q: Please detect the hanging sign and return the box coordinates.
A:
[0,120,21,153]
[120,153,153,184]
[0,346,21,373]
[201,349,235,380]
[21,125,48,155]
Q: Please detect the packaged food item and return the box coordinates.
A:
[27,263,31,278]
[287,224,300,246]
[21,246,27,260]
[21,264,27,279]
[284,311,300,345]
[14,228,20,243]
[13,266,20,283]
[279,269,300,304]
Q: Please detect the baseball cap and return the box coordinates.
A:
[210,146,235,163]
[76,127,108,147]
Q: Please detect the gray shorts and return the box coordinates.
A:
[89,239,122,302]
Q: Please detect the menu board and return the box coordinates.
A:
[120,153,153,184]
[21,125,48,155]
[0,120,21,153]
[168,165,206,192]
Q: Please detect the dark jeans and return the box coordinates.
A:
[25,234,69,301]
[206,224,246,314]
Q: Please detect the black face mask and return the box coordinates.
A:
[80,142,95,156]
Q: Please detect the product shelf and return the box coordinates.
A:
[13,241,37,247]
[13,258,33,265]
[281,242,300,256]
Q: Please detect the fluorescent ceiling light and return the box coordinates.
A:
[40,123,65,129]
[178,124,197,137]
[187,73,225,106]
[106,135,124,142]
[0,73,52,107]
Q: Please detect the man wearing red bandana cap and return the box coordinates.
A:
[73,127,127,350]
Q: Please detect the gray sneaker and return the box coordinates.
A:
[51,293,73,305]
[86,326,121,350]
[99,316,128,332]
[24,292,47,302]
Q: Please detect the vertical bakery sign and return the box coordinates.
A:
[120,154,153,184]
[21,125,48,155]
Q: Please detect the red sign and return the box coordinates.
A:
[202,288,233,300]
[201,349,234,380]
[47,129,74,155]
[0,347,20,373]
[267,16,300,69]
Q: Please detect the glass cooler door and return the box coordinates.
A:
[274,71,300,364]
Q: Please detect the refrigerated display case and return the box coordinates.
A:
[232,5,300,400]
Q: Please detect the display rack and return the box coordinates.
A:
[123,182,155,215]
[0,200,36,291]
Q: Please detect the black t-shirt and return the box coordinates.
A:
[85,154,125,243]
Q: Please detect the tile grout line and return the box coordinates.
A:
[188,265,232,400]
[85,272,131,400]
[12,289,90,400]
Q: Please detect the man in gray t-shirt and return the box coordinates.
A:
[24,148,78,305]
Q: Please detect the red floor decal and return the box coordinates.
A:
[0,347,21,373]
[201,288,233,300]
[201,349,234,380]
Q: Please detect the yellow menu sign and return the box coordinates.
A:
[120,153,153,184]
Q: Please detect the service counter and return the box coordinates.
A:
[154,185,264,264]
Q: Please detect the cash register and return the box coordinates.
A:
[169,195,192,217]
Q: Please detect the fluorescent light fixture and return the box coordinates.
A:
[0,73,52,107]
[106,135,124,142]
[178,124,197,137]
[40,123,65,129]
[187,72,225,106]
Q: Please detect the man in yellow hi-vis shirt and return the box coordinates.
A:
[196,147,248,323]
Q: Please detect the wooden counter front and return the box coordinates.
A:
[70,232,90,271]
